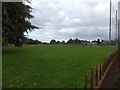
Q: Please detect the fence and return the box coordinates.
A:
[83,50,119,89]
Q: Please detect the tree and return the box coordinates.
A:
[34,40,42,44]
[61,41,65,44]
[56,41,61,44]
[2,2,39,47]
[67,39,73,44]
[97,39,100,45]
[73,38,81,44]
[50,39,56,44]
[92,40,97,43]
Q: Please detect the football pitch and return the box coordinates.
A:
[2,44,117,88]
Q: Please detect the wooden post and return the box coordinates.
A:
[102,61,105,76]
[91,69,94,90]
[95,65,98,86]
[99,63,102,80]
[75,82,77,90]
[84,76,88,90]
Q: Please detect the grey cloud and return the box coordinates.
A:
[26,0,118,42]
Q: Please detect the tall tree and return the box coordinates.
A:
[97,39,100,45]
[73,38,81,44]
[2,2,39,47]
[61,41,65,44]
[67,39,73,44]
[50,39,56,44]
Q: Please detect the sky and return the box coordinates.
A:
[24,0,119,43]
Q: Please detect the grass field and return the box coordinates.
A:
[2,44,117,88]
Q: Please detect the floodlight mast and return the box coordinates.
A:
[118,1,120,49]
[116,10,118,41]
[109,0,112,45]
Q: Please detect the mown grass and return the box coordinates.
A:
[2,44,117,88]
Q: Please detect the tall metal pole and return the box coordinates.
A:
[118,1,120,49]
[116,10,118,41]
[109,0,112,44]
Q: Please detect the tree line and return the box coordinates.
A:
[50,38,101,45]
[20,38,104,46]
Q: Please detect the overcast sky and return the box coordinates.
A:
[25,0,119,42]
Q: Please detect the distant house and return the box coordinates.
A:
[90,42,98,46]
[81,40,98,46]
[81,40,89,46]
[100,40,109,46]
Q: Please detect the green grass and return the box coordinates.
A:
[2,44,117,88]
